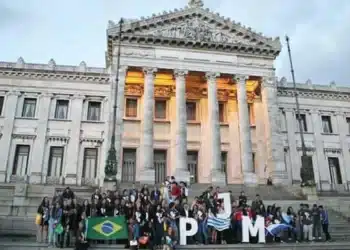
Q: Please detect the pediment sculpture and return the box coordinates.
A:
[135,17,254,45]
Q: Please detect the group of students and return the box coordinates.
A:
[35,177,332,249]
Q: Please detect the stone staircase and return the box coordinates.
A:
[189,184,304,200]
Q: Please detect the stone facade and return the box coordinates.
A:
[0,1,348,191]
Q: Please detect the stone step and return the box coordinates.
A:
[2,241,350,250]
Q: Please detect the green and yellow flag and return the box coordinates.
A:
[86,216,128,240]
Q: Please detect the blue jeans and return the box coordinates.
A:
[197,221,208,244]
[133,224,140,240]
[48,219,56,245]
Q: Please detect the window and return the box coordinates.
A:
[322,116,333,133]
[187,151,198,183]
[252,152,256,173]
[12,145,30,176]
[82,148,98,179]
[0,96,4,116]
[87,101,101,121]
[122,148,136,182]
[186,102,196,121]
[54,100,69,119]
[248,104,255,125]
[154,150,167,183]
[155,100,166,119]
[346,118,350,134]
[22,98,36,118]
[219,103,225,122]
[296,114,308,132]
[47,147,64,176]
[221,152,227,172]
[328,157,342,185]
[125,98,138,118]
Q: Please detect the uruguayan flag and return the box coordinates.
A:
[265,223,293,236]
[207,213,230,231]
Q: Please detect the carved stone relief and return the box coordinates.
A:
[135,17,255,45]
[125,84,144,96]
[154,85,175,98]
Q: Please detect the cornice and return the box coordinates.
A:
[0,58,110,84]
[107,4,280,62]
[277,88,350,101]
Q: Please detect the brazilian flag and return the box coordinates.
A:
[86,216,128,240]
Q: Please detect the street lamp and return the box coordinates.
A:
[285,35,315,187]
[105,18,124,183]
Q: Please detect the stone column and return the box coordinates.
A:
[65,94,84,185]
[206,72,225,184]
[261,76,288,184]
[285,109,299,182]
[236,75,256,184]
[29,93,52,184]
[174,69,190,183]
[0,91,20,182]
[139,67,157,183]
[336,112,350,190]
[114,66,128,182]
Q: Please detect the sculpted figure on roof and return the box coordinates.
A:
[188,0,204,8]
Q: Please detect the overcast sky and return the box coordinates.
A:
[1,0,350,85]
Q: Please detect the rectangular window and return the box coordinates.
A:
[221,151,227,173]
[346,118,350,134]
[187,151,198,183]
[186,102,196,121]
[248,104,255,125]
[82,148,98,179]
[54,100,69,119]
[155,100,166,119]
[0,96,4,116]
[47,147,64,176]
[87,101,101,121]
[328,157,342,185]
[252,152,256,173]
[219,103,225,122]
[22,98,37,118]
[322,115,333,133]
[296,114,308,132]
[12,145,30,176]
[122,148,136,182]
[154,150,167,184]
[125,98,138,118]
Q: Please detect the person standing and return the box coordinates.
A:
[319,206,331,241]
[312,204,322,240]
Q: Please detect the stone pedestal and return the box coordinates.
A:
[302,186,318,201]
[272,171,289,185]
[140,169,156,184]
[12,183,28,216]
[211,170,226,185]
[243,172,258,186]
[64,174,77,185]
[175,168,190,184]
[0,171,6,183]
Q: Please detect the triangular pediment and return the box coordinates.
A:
[107,1,281,60]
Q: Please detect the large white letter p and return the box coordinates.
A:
[179,217,198,245]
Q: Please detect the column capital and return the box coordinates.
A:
[174,69,188,78]
[72,94,85,100]
[143,67,157,76]
[6,90,21,97]
[205,72,220,81]
[234,74,249,82]
[39,92,54,99]
[262,76,278,88]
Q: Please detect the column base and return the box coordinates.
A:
[64,174,77,185]
[302,186,318,201]
[0,171,6,183]
[175,168,190,184]
[243,172,258,186]
[211,170,226,185]
[271,171,289,185]
[139,169,156,184]
[29,172,42,184]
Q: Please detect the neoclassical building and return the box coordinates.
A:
[0,0,349,191]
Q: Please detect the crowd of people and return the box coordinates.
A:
[35,176,332,249]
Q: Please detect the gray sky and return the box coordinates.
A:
[1,0,350,85]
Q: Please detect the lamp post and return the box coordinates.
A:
[105,18,124,183]
[285,35,315,187]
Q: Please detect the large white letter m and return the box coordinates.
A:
[242,215,265,243]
